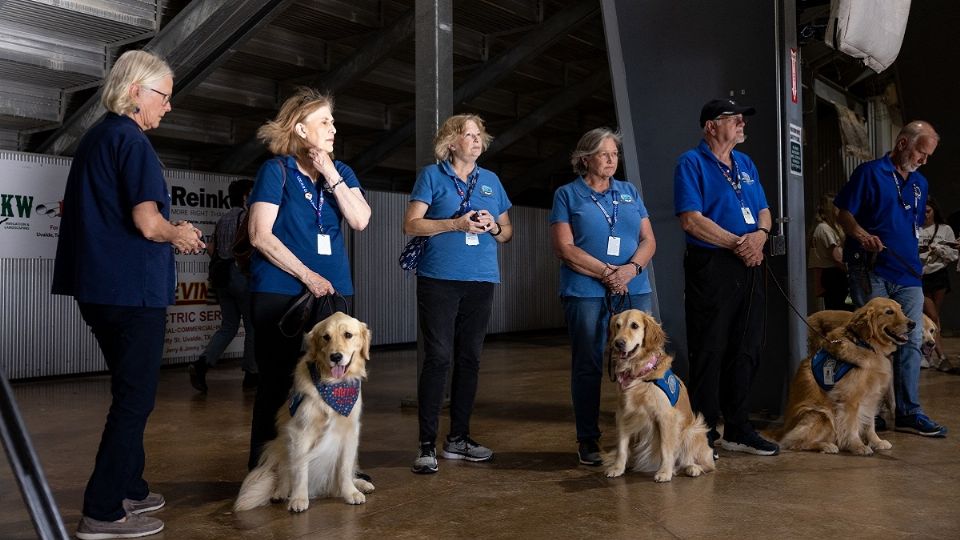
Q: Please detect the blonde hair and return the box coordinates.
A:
[257,87,334,160]
[433,114,493,162]
[571,128,622,175]
[101,50,173,115]
[810,192,844,244]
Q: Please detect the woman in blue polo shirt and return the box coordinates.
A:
[53,50,205,539]
[549,128,656,466]
[245,88,371,470]
[404,114,513,474]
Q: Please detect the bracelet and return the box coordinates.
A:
[757,226,770,236]
[630,262,643,275]
[491,223,502,237]
[324,177,344,193]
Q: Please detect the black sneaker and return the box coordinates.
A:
[895,414,948,437]
[188,357,208,393]
[412,444,438,474]
[707,428,720,461]
[720,430,779,456]
[577,439,602,466]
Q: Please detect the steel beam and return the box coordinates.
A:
[415,0,452,169]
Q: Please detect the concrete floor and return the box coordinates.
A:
[2,332,959,539]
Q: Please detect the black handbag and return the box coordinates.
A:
[278,290,349,337]
[208,254,232,289]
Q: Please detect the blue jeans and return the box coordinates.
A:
[202,265,256,374]
[847,263,924,417]
[561,293,652,442]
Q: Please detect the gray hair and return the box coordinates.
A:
[898,120,940,146]
[570,128,622,175]
[101,50,173,115]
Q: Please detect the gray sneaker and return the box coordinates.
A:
[76,513,164,539]
[441,435,493,462]
[122,492,165,514]
[412,444,439,474]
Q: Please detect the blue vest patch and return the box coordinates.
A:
[289,363,361,417]
[652,369,682,407]
[811,349,854,391]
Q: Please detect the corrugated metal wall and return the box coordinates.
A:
[2,157,566,379]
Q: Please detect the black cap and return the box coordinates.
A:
[699,98,756,127]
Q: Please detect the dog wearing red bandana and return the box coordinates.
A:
[235,312,373,512]
[603,310,714,482]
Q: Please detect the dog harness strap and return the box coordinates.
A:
[651,368,681,407]
[811,349,854,391]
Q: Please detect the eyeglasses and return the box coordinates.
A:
[712,114,744,125]
[594,151,620,161]
[149,88,171,105]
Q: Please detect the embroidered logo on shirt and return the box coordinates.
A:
[739,171,754,185]
[620,193,634,203]
[480,185,494,196]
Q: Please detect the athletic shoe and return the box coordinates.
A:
[707,428,720,461]
[442,435,494,462]
[122,492,165,514]
[577,439,602,466]
[720,430,780,456]
[76,513,163,539]
[895,414,948,437]
[188,357,208,393]
[412,444,438,474]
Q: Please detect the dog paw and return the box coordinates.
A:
[872,439,892,451]
[684,465,703,477]
[354,479,375,493]
[653,471,673,483]
[288,497,309,513]
[850,445,873,456]
[820,443,839,454]
[604,466,625,478]
[343,490,366,505]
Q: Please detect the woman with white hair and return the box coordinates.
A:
[53,49,204,539]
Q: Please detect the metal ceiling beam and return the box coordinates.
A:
[350,0,599,175]
[38,0,296,155]
[216,8,416,173]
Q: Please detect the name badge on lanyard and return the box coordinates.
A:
[295,172,331,256]
[590,190,620,256]
[465,232,479,246]
[741,205,756,225]
[317,234,331,255]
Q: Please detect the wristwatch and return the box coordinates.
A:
[630,262,643,275]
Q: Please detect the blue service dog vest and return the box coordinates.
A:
[652,368,682,407]
[289,363,361,417]
[810,348,854,391]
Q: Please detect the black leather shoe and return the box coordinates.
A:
[189,358,208,393]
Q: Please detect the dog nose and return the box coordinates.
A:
[614,339,626,351]
[330,352,343,363]
[907,320,916,330]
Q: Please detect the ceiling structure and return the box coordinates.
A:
[0,0,936,207]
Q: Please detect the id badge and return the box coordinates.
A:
[317,233,331,255]
[823,359,836,386]
[607,236,621,256]
[915,224,921,240]
[465,232,480,246]
[741,206,756,225]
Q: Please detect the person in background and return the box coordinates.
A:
[549,128,656,466]
[404,114,513,475]
[190,179,258,392]
[919,197,957,368]
[808,193,849,310]
[246,88,370,470]
[52,49,204,540]
[835,120,947,437]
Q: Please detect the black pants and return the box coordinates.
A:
[416,277,494,445]
[78,303,166,521]
[821,267,850,310]
[684,246,765,439]
[248,292,352,470]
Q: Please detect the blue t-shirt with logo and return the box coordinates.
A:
[52,113,175,307]
[674,140,768,248]
[409,161,512,283]
[247,155,362,295]
[549,177,652,298]
[834,154,926,287]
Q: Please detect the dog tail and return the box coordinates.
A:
[685,413,715,472]
[234,448,280,512]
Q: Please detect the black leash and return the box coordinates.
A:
[604,290,633,383]
[763,263,840,347]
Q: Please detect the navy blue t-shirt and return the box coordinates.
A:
[52,113,175,307]
[834,154,926,286]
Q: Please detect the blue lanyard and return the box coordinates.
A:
[294,172,325,233]
[453,173,478,216]
[589,190,619,233]
[716,159,743,202]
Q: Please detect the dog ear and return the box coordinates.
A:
[360,322,371,362]
[607,312,623,347]
[642,313,667,352]
[848,305,874,342]
[304,321,326,360]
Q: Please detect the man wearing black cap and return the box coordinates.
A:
[673,98,779,457]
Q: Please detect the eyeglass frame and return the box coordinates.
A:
[711,114,745,125]
[149,88,171,105]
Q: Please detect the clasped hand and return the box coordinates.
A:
[601,264,632,295]
[172,220,205,254]
[733,230,766,267]
[457,210,495,234]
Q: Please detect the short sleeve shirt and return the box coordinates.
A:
[549,177,652,298]
[52,113,175,307]
[409,161,512,283]
[674,140,768,248]
[247,156,362,295]
[834,154,926,286]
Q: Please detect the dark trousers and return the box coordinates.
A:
[248,292,352,470]
[416,277,494,445]
[77,303,166,521]
[683,246,765,439]
[821,267,850,311]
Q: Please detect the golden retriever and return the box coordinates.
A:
[603,310,715,482]
[774,298,913,455]
[235,312,374,512]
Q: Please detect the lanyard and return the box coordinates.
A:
[589,190,619,233]
[892,172,922,233]
[716,159,743,202]
[453,173,479,215]
[294,172,325,233]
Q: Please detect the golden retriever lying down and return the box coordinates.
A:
[235,312,374,512]
[774,298,913,455]
[603,310,714,482]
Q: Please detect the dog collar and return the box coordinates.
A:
[289,363,361,417]
[846,331,874,352]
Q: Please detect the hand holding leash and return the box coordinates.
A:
[857,231,884,252]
